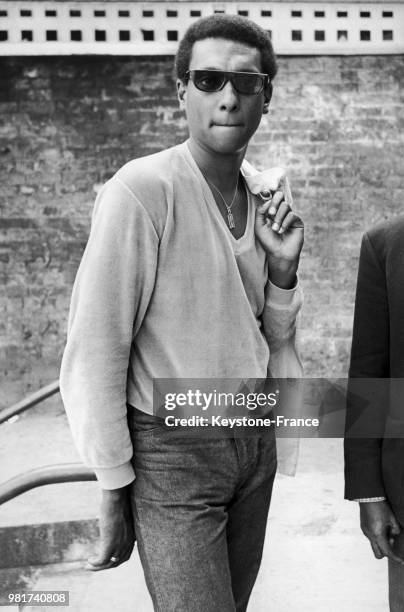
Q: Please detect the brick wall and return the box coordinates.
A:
[0,55,403,404]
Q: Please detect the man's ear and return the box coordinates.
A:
[262,81,272,115]
[264,81,273,105]
[177,79,187,109]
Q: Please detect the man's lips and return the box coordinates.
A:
[211,122,244,127]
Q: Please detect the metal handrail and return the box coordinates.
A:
[0,381,97,506]
[0,464,96,505]
[0,380,60,424]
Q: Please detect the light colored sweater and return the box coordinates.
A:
[60,141,303,489]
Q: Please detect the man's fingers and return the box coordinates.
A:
[85,547,134,572]
[370,540,384,559]
[87,551,113,566]
[271,201,291,232]
[85,551,122,572]
[85,559,114,571]
[256,189,295,233]
[85,561,116,572]
[359,501,404,564]
[389,517,401,536]
[270,190,284,210]
[374,536,404,565]
[256,200,273,219]
[264,190,285,219]
[86,540,123,568]
[86,553,115,569]
[278,212,304,235]
[85,527,135,571]
[119,544,135,564]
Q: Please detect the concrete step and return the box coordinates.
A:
[0,520,98,570]
[0,530,388,612]
[9,554,153,612]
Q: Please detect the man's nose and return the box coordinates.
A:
[219,80,240,111]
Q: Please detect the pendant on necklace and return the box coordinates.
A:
[227,211,236,230]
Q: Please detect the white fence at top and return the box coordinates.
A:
[0,1,403,55]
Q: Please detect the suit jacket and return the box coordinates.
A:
[344,214,404,524]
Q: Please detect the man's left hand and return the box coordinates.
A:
[255,190,304,289]
[85,486,135,571]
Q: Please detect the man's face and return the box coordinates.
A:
[177,37,269,156]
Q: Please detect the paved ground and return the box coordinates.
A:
[0,399,389,611]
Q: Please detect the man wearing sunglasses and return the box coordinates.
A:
[60,14,304,611]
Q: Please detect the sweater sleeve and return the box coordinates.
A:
[261,280,303,478]
[262,279,304,379]
[60,177,159,490]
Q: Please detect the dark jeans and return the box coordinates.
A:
[128,407,277,612]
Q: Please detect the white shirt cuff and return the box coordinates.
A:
[94,461,135,490]
[354,497,386,503]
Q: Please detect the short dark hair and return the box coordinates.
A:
[175,14,278,82]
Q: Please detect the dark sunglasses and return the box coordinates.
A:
[186,69,270,96]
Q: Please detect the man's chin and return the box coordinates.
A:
[207,137,248,156]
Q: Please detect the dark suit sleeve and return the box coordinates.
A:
[344,231,389,499]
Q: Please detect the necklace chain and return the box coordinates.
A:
[205,175,239,230]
